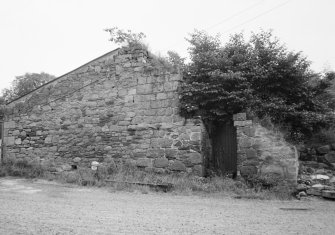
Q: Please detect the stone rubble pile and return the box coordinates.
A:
[297,144,335,200]
[298,144,335,169]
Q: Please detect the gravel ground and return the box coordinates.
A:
[0,177,334,235]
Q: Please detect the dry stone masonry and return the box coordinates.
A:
[233,113,298,184]
[297,143,335,199]
[1,45,300,184]
[3,45,204,175]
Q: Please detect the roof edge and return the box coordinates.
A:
[6,48,120,105]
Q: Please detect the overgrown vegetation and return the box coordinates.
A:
[0,159,293,200]
[2,27,327,198]
[104,27,146,46]
[179,29,335,142]
[0,158,45,178]
[1,72,55,103]
[306,126,335,146]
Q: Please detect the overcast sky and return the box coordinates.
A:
[0,0,334,92]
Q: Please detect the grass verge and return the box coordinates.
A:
[0,159,294,200]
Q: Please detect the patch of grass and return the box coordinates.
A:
[243,173,294,200]
[0,159,294,200]
[0,158,46,178]
[0,167,6,177]
[104,165,294,199]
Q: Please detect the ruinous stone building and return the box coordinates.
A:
[2,45,204,175]
[1,44,298,183]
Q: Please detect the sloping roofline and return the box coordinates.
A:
[6,48,120,105]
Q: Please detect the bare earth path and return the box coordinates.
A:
[0,178,334,235]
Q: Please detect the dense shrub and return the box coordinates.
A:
[179,30,335,141]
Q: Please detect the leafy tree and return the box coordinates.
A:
[2,72,55,102]
[0,97,5,105]
[180,30,335,140]
[320,71,335,109]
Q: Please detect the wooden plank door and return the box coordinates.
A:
[212,120,237,174]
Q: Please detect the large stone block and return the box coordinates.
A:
[44,136,52,144]
[192,165,203,176]
[135,158,152,167]
[239,138,253,148]
[317,145,331,154]
[299,152,316,161]
[186,152,202,165]
[246,149,257,159]
[156,93,167,100]
[159,138,173,148]
[137,84,152,94]
[170,74,181,81]
[104,146,112,151]
[137,77,146,84]
[14,138,22,145]
[4,121,15,129]
[12,130,20,136]
[146,148,165,158]
[164,82,178,92]
[322,190,335,199]
[153,158,169,168]
[324,151,335,163]
[73,157,81,163]
[234,120,252,127]
[240,166,257,177]
[169,160,186,171]
[233,113,246,121]
[150,100,171,109]
[260,164,285,177]
[240,127,256,137]
[190,132,201,141]
[243,159,259,166]
[165,149,178,159]
[4,137,15,146]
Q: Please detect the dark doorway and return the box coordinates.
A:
[211,120,237,175]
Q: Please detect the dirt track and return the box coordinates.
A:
[0,177,334,235]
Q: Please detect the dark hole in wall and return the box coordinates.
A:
[71,165,77,170]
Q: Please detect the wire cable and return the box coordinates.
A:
[221,0,292,34]
[168,0,291,51]
[204,0,265,31]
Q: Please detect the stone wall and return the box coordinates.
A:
[297,143,335,199]
[233,113,298,184]
[298,144,335,169]
[3,45,204,175]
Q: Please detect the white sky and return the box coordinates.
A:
[0,0,334,92]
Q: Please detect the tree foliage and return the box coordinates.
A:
[166,51,186,69]
[180,30,335,140]
[2,72,55,102]
[104,27,146,46]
